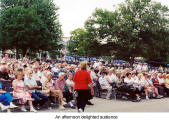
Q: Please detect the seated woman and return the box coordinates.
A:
[152,73,165,97]
[133,74,149,100]
[55,73,75,109]
[42,72,65,110]
[0,82,17,112]
[12,70,37,112]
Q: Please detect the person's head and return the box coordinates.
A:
[116,72,121,78]
[33,66,39,73]
[68,73,73,80]
[162,73,166,79]
[80,62,87,70]
[158,73,163,78]
[126,72,132,79]
[64,69,67,74]
[23,65,27,69]
[137,74,142,79]
[101,71,106,77]
[59,72,65,80]
[166,74,169,79]
[15,70,23,80]
[91,67,94,71]
[132,72,136,77]
[153,73,158,78]
[46,72,52,81]
[27,69,33,78]
[1,67,7,73]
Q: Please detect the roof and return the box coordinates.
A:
[4,49,14,54]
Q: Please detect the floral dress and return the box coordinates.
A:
[13,80,33,104]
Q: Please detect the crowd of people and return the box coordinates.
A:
[0,57,169,113]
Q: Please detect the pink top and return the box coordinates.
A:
[55,79,66,92]
[14,80,25,92]
[4,56,8,60]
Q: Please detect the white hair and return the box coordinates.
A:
[59,72,65,78]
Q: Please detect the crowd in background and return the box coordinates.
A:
[0,57,169,112]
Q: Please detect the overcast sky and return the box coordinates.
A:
[54,0,169,37]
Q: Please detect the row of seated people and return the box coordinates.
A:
[0,67,75,112]
[96,69,169,102]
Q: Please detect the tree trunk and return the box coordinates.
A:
[129,57,135,69]
[16,48,19,59]
[22,49,27,58]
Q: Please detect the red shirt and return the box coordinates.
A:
[154,78,159,84]
[73,70,92,90]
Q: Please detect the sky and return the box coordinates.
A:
[54,0,169,37]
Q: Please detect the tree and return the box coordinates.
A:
[67,28,87,56]
[80,0,169,65]
[0,0,62,58]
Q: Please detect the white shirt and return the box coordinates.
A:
[124,77,134,85]
[32,72,41,81]
[137,65,142,70]
[90,71,97,83]
[144,78,152,86]
[158,78,165,84]
[52,67,58,73]
[99,76,110,89]
[106,75,113,83]
[111,74,118,83]
[66,79,74,87]
[142,65,148,71]
[93,62,100,68]
[135,77,146,86]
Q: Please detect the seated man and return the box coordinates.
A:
[24,69,48,109]
[124,73,141,101]
[98,72,112,100]
[0,81,17,112]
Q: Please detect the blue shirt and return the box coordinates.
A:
[0,82,2,89]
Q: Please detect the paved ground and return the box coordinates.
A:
[40,97,169,112]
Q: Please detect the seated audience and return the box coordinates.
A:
[55,73,75,109]
[42,72,65,110]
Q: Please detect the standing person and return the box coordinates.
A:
[73,62,94,112]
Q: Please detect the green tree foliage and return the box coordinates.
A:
[0,0,62,58]
[70,0,169,64]
[67,28,87,56]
